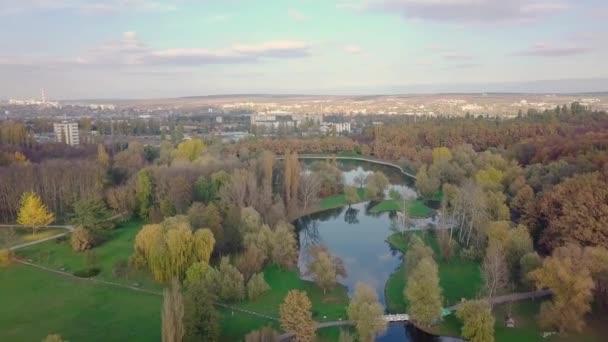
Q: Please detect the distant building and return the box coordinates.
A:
[53,122,80,146]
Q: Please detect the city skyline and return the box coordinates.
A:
[1,0,607,99]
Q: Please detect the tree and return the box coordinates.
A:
[344,186,359,207]
[406,257,443,327]
[531,244,595,333]
[236,246,267,280]
[416,165,440,197]
[187,202,206,230]
[217,257,245,302]
[184,262,210,288]
[199,203,223,250]
[279,290,316,342]
[174,139,206,162]
[70,198,114,231]
[192,228,215,264]
[136,170,154,219]
[247,272,270,300]
[70,226,96,252]
[455,299,495,342]
[365,171,389,200]
[306,245,346,294]
[42,335,64,342]
[519,252,542,290]
[183,282,220,342]
[482,242,509,301]
[538,172,608,251]
[270,222,299,270]
[162,279,184,342]
[17,191,54,235]
[283,151,301,211]
[298,173,321,211]
[347,283,387,342]
[404,235,434,277]
[245,326,280,342]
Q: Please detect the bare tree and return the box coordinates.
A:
[298,173,321,212]
[482,242,509,302]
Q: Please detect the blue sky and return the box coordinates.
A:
[0,0,607,99]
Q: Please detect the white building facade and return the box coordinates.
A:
[53,122,80,146]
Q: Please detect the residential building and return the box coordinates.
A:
[53,121,80,146]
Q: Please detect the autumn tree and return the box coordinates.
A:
[519,252,542,290]
[283,150,301,211]
[279,290,317,342]
[162,279,184,342]
[482,242,509,301]
[344,186,359,207]
[365,171,389,200]
[17,191,55,235]
[531,244,596,333]
[217,256,245,302]
[245,326,280,342]
[306,245,347,294]
[247,272,270,300]
[236,246,267,280]
[416,165,440,197]
[298,173,321,211]
[183,281,220,342]
[455,299,495,342]
[406,257,443,327]
[538,172,608,251]
[405,235,434,277]
[42,334,64,342]
[270,222,299,270]
[174,139,206,162]
[347,283,387,342]
[136,170,154,219]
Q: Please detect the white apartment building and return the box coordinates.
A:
[53,122,80,146]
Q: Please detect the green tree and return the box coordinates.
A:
[162,279,184,342]
[17,191,55,235]
[217,257,245,302]
[405,235,434,277]
[279,290,316,342]
[455,300,495,342]
[70,198,114,231]
[519,252,542,290]
[406,257,443,327]
[183,282,220,342]
[415,165,440,197]
[270,222,298,270]
[184,261,210,288]
[365,171,389,200]
[136,170,154,219]
[347,283,386,342]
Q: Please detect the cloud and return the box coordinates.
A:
[0,0,181,15]
[442,53,474,61]
[288,9,306,21]
[512,43,592,57]
[344,45,364,54]
[0,32,311,68]
[443,63,483,69]
[363,0,567,23]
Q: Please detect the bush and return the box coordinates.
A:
[247,272,270,300]
[0,249,13,266]
[70,227,95,252]
[112,259,129,279]
[73,267,101,278]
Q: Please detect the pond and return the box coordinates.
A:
[295,159,454,341]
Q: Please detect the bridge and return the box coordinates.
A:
[275,154,417,179]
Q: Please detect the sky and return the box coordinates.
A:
[0,0,607,99]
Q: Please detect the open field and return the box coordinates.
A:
[384,231,482,313]
[320,188,366,210]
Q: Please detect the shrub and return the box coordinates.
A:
[73,267,101,278]
[247,272,270,300]
[112,259,130,279]
[0,249,13,266]
[70,227,95,252]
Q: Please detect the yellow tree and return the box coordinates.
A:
[175,139,206,162]
[17,192,54,235]
[279,290,316,342]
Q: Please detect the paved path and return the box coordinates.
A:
[276,154,417,179]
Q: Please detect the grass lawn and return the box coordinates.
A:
[1,227,68,248]
[16,219,160,290]
[434,299,608,342]
[0,264,161,342]
[369,199,433,218]
[419,190,444,203]
[384,231,482,313]
[237,264,349,322]
[320,188,366,210]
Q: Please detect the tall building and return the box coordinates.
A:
[53,122,80,146]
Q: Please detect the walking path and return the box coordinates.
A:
[276,154,417,179]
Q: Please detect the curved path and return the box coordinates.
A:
[278,290,552,341]
[276,154,417,179]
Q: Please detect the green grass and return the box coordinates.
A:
[237,264,349,322]
[0,264,161,342]
[320,188,366,210]
[3,227,67,247]
[384,231,482,313]
[434,299,608,342]
[370,199,434,218]
[419,190,444,202]
[8,219,349,341]
[16,219,159,290]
